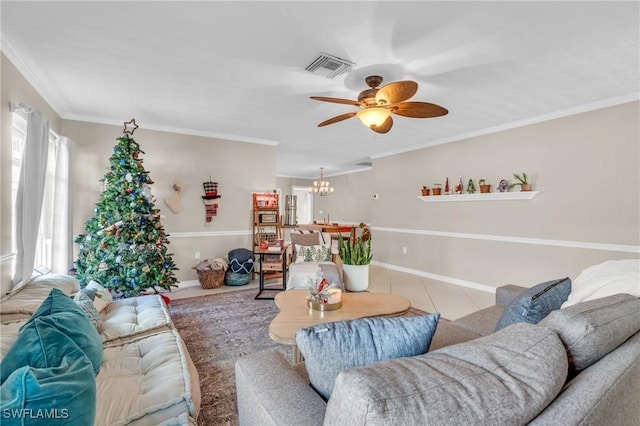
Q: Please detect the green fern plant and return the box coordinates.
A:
[508,172,529,189]
[339,223,372,265]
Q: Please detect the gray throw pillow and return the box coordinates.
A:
[296,314,440,400]
[539,293,640,373]
[75,290,101,331]
[325,323,568,426]
[495,277,571,331]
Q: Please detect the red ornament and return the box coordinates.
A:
[115,230,121,237]
[101,242,106,248]
[126,188,133,194]
[133,152,139,158]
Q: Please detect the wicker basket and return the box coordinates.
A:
[196,269,225,289]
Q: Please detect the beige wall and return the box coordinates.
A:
[63,120,277,282]
[311,170,374,226]
[366,101,639,290]
[1,54,62,294]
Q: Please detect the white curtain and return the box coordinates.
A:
[11,105,51,288]
[51,136,73,274]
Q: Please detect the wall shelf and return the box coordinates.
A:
[417,191,539,202]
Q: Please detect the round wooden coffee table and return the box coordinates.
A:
[269,289,411,362]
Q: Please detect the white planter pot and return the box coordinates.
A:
[343,264,370,292]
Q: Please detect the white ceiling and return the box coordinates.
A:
[2,1,638,179]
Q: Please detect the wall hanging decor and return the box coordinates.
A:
[165,179,186,214]
[201,178,221,224]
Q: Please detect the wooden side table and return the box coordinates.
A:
[254,245,288,300]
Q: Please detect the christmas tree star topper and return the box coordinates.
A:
[123,118,139,135]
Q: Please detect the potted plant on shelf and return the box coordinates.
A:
[479,179,491,193]
[339,223,372,292]
[508,173,532,191]
[431,183,442,196]
[421,186,430,196]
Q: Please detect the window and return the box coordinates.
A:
[12,113,57,272]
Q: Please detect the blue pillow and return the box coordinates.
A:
[0,324,96,425]
[495,277,571,331]
[23,288,79,323]
[1,289,102,382]
[296,314,440,400]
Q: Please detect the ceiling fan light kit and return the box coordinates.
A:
[311,75,448,134]
[357,107,391,128]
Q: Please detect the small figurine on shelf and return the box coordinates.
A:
[455,176,463,194]
[498,179,509,192]
[467,178,476,194]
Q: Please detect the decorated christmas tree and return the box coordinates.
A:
[74,120,178,297]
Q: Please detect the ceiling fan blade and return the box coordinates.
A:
[375,81,418,105]
[317,112,357,127]
[371,116,393,134]
[310,96,362,107]
[391,102,449,118]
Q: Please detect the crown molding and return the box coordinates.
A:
[1,36,64,116]
[372,93,640,160]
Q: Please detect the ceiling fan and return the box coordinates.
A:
[311,75,448,134]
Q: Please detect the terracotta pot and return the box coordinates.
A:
[479,184,491,193]
[521,184,532,191]
[421,189,430,196]
[432,188,442,196]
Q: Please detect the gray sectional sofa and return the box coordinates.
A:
[235,285,640,425]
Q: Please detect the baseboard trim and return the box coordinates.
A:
[373,226,639,254]
[371,261,496,294]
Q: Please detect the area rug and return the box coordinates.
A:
[169,289,427,426]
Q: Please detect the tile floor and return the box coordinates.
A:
[169,264,495,320]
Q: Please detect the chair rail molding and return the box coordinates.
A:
[1,253,16,264]
[373,227,640,254]
[166,230,252,238]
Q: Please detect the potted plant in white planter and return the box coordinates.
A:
[339,223,372,292]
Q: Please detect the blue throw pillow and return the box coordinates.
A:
[0,324,96,425]
[1,289,102,382]
[23,287,79,323]
[296,314,440,400]
[495,277,571,331]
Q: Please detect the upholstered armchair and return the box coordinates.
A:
[286,230,343,290]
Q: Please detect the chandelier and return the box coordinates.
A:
[308,167,334,196]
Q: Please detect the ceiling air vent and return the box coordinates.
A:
[305,52,355,79]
